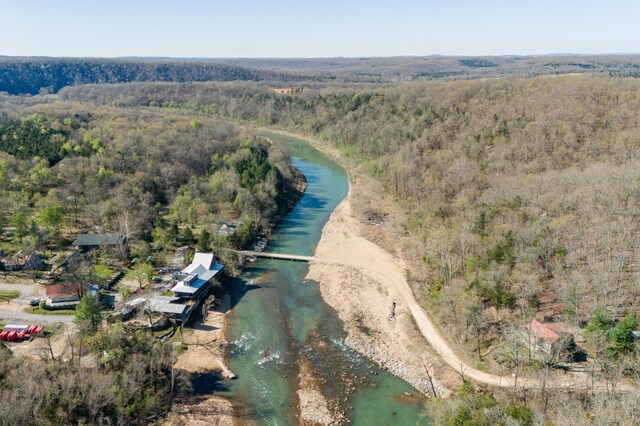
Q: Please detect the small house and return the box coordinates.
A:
[1,252,43,271]
[45,284,81,309]
[523,319,579,362]
[524,319,561,353]
[44,283,100,309]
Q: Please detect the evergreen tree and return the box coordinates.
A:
[197,229,211,252]
[74,293,102,335]
[181,226,195,244]
[608,315,638,355]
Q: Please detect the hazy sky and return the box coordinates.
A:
[1,0,638,58]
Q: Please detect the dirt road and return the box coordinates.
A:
[0,308,74,326]
[312,193,590,391]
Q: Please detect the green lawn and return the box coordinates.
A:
[24,306,76,315]
[0,291,20,302]
[93,264,113,281]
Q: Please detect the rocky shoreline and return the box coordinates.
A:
[345,334,447,397]
[297,359,349,425]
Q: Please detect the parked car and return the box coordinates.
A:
[30,298,44,306]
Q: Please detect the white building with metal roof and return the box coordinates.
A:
[170,252,223,300]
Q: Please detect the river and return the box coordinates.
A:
[222,133,427,425]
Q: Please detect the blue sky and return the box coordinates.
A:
[1,0,638,57]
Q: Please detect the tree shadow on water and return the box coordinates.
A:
[191,372,229,395]
[229,282,262,310]
[299,192,327,210]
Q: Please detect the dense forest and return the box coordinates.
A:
[0,326,188,425]
[0,58,312,95]
[62,75,640,423]
[0,95,303,424]
[7,55,640,96]
[214,54,640,81]
[0,98,299,253]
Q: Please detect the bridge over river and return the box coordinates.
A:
[235,250,315,262]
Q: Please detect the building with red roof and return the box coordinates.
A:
[45,284,81,308]
[523,319,575,357]
[525,319,560,345]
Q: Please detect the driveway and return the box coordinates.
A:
[0,308,74,325]
[0,283,73,327]
[0,282,38,295]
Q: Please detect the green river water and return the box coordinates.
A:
[222,133,427,425]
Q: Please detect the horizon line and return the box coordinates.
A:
[2,53,640,61]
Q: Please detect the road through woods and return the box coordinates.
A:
[310,192,595,391]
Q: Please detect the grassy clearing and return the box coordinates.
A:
[24,306,76,315]
[93,264,113,281]
[0,291,19,302]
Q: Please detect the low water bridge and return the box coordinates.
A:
[236,250,315,262]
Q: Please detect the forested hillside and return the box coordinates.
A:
[9,55,640,96]
[0,97,300,262]
[63,77,640,323]
[0,58,310,95]
[65,76,640,422]
[214,54,640,81]
[0,96,302,424]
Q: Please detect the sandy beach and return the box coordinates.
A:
[166,294,236,426]
[306,190,454,396]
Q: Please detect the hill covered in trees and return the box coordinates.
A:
[66,75,640,423]
[0,58,311,95]
[195,54,640,81]
[0,95,301,263]
[7,55,640,96]
[67,77,640,321]
[0,94,305,424]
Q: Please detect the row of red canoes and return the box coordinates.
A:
[0,325,43,342]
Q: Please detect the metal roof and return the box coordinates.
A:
[191,253,214,269]
[72,233,124,246]
[147,296,188,316]
[524,319,561,344]
[170,277,207,294]
[170,252,223,295]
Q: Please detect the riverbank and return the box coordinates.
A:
[259,129,458,395]
[166,294,236,426]
[306,190,452,397]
